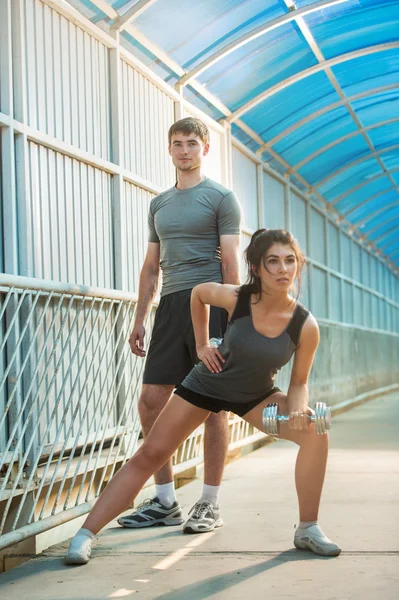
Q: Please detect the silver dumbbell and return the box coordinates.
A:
[262,402,332,435]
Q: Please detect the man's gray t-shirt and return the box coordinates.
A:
[148,177,242,296]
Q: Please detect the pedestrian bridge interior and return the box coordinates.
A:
[0,0,398,580]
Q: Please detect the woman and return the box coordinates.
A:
[65,229,340,564]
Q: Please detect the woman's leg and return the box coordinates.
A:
[242,392,328,522]
[241,393,340,556]
[83,395,210,534]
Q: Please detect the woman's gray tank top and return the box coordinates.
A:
[182,288,310,404]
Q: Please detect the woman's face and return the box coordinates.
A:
[257,243,298,292]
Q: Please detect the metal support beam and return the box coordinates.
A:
[226,42,399,122]
[257,163,264,228]
[364,211,399,238]
[291,118,399,172]
[331,168,399,206]
[257,83,399,154]
[177,0,350,86]
[373,220,399,244]
[111,0,159,32]
[315,144,399,189]
[352,202,399,228]
[342,187,395,218]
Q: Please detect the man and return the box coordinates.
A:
[118,117,241,533]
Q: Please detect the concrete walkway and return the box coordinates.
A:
[1,393,398,600]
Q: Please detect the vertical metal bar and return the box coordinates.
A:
[174,83,184,122]
[284,180,291,230]
[222,121,233,189]
[325,214,331,319]
[0,0,26,487]
[110,30,130,439]
[256,164,264,228]
[339,233,345,322]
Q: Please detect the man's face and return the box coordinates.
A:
[169,132,210,172]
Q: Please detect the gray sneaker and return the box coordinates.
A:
[117,497,184,528]
[294,524,341,556]
[183,500,224,534]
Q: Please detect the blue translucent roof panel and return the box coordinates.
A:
[304,0,399,60]
[74,0,109,20]
[334,176,393,213]
[367,124,399,150]
[319,158,383,200]
[198,23,318,112]
[331,49,399,97]
[67,0,399,266]
[370,222,399,247]
[299,137,371,183]
[273,107,357,165]
[246,72,339,142]
[381,238,399,254]
[131,0,284,69]
[362,205,399,230]
[120,31,176,80]
[350,189,398,225]
[351,89,399,127]
[381,155,399,170]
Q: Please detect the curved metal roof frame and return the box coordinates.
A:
[343,187,395,218]
[353,201,399,228]
[374,220,399,244]
[331,169,399,207]
[176,0,348,86]
[68,0,399,271]
[314,144,399,188]
[366,212,399,237]
[292,118,399,171]
[226,43,399,123]
[258,83,399,153]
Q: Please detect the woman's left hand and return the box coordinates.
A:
[288,407,314,431]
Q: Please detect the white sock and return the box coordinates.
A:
[298,520,318,529]
[200,484,220,507]
[76,527,95,539]
[156,482,177,508]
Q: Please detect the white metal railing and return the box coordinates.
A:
[0,273,259,551]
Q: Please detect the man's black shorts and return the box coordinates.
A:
[143,288,228,386]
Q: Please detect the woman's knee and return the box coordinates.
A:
[298,425,329,447]
[131,440,169,472]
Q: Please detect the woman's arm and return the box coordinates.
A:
[190,283,239,373]
[286,314,320,429]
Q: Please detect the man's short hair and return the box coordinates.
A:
[168,117,210,146]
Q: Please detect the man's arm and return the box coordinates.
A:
[129,242,160,357]
[220,234,240,285]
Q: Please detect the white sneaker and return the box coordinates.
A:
[294,524,341,557]
[64,534,93,565]
[183,500,223,534]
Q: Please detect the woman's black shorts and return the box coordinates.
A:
[175,384,282,417]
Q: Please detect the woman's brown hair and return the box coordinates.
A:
[241,229,306,300]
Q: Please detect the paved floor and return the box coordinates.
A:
[1,393,398,600]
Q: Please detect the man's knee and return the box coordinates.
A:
[138,384,173,420]
[205,410,229,430]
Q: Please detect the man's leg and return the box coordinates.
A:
[203,410,229,488]
[117,383,185,528]
[183,305,231,533]
[183,410,229,533]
